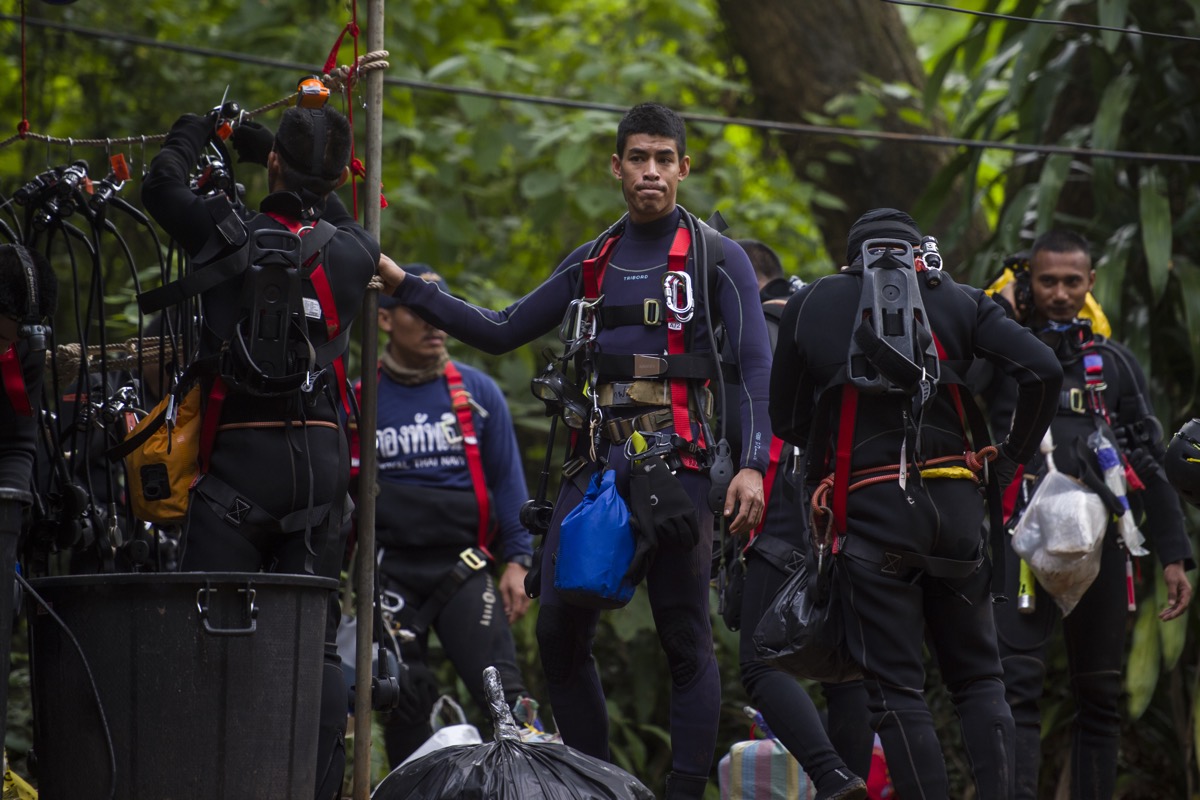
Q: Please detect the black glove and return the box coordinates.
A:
[1126,446,1164,484]
[230,119,275,167]
[624,514,658,587]
[990,445,1023,492]
[629,455,700,548]
[389,661,440,726]
[643,457,700,548]
[168,113,214,154]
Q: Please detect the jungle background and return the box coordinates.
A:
[2,0,1200,797]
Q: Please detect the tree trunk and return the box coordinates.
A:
[715,0,981,267]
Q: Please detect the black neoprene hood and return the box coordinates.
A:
[845,208,922,265]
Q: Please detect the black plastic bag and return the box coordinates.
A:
[752,546,861,684]
[372,667,654,800]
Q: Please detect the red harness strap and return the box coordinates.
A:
[196,375,228,482]
[831,385,859,546]
[663,227,698,468]
[444,361,493,557]
[1,345,31,416]
[581,224,704,469]
[751,436,787,541]
[930,332,1023,513]
[581,235,620,300]
[309,265,351,415]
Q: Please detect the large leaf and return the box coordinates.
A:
[1007,21,1058,118]
[1194,680,1200,780]
[1093,224,1137,327]
[1035,153,1072,233]
[1097,0,1132,54]
[1090,73,1138,208]
[1125,597,1160,720]
[1027,40,1082,141]
[1138,167,1173,305]
[1171,258,1200,402]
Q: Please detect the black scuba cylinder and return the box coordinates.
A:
[846,238,940,397]
[227,228,309,394]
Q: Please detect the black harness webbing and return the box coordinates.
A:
[137,218,336,317]
[387,548,489,638]
[840,535,984,580]
[591,351,738,383]
[193,470,333,534]
[807,350,1009,597]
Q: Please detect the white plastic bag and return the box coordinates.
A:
[1011,429,1108,616]
[399,696,483,767]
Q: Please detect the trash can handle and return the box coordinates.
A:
[196,585,258,636]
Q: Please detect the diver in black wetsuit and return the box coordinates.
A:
[142,106,380,800]
[990,230,1193,800]
[379,103,771,800]
[0,244,56,742]
[731,240,871,800]
[769,208,1062,800]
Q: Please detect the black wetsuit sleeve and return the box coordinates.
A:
[389,250,586,355]
[320,192,380,261]
[970,289,1062,463]
[768,286,815,449]
[1137,475,1195,569]
[1108,342,1195,569]
[717,242,772,473]
[0,342,42,505]
[140,114,218,256]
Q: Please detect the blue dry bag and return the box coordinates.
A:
[554,470,636,609]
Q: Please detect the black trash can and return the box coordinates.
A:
[28,571,337,800]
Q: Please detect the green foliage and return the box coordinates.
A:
[1156,567,1188,671]
[1126,596,1161,720]
[6,0,1200,795]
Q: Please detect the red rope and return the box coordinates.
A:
[18,0,30,138]
[320,1,366,219]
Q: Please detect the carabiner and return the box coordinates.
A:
[662,270,694,323]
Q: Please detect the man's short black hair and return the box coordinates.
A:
[1031,229,1092,263]
[0,244,57,320]
[737,239,783,281]
[272,106,352,197]
[616,103,687,159]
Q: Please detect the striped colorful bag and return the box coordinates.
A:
[718,737,815,800]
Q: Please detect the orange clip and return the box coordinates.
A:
[111,153,131,182]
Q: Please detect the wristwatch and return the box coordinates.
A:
[508,554,534,570]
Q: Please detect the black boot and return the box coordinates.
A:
[664,771,708,800]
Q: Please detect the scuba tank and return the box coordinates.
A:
[225,228,311,396]
[846,238,940,403]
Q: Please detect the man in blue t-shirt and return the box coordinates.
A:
[351,264,537,767]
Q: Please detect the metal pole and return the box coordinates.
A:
[353,0,385,796]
